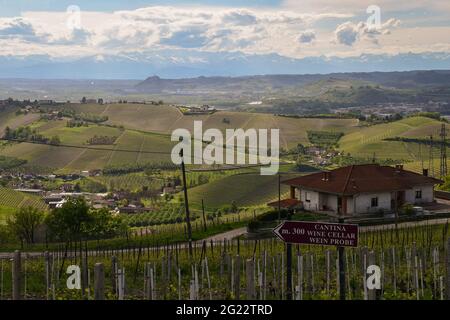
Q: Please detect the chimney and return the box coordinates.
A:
[423,168,429,177]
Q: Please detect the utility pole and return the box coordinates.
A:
[180,148,193,258]
[278,173,281,222]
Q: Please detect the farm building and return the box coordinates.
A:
[281,164,442,215]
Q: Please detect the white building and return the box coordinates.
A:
[282,164,441,215]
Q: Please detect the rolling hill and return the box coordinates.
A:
[338,116,447,161]
[65,103,360,150]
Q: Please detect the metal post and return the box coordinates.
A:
[286,210,293,300]
[338,218,346,300]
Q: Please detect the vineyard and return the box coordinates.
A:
[0,222,449,300]
[0,187,47,215]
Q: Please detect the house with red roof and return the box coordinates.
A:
[280,164,442,215]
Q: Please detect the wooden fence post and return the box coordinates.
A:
[44,251,51,300]
[246,259,256,300]
[111,256,117,296]
[446,238,450,300]
[234,255,241,300]
[12,250,21,300]
[367,251,376,300]
[94,263,105,300]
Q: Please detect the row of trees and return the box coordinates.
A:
[3,126,61,145]
[2,199,127,247]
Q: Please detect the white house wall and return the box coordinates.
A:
[301,189,320,211]
[354,192,392,214]
[404,185,434,204]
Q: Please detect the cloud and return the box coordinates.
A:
[334,18,401,46]
[0,5,443,64]
[334,22,360,45]
[0,17,50,43]
[298,30,316,43]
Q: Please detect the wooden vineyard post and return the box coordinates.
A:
[326,250,330,296]
[246,259,256,300]
[234,255,241,300]
[44,251,51,300]
[296,254,303,300]
[111,256,118,296]
[117,268,125,300]
[94,263,105,300]
[366,251,381,300]
[81,250,88,298]
[392,247,397,296]
[12,250,21,300]
[446,238,450,300]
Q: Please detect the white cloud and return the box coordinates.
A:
[0,5,442,62]
[334,18,401,46]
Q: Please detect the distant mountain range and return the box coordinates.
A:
[0,51,449,80]
[135,70,450,94]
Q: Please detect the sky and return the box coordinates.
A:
[0,0,449,78]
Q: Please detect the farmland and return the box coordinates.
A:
[0,222,448,300]
[338,116,447,160]
[0,120,175,173]
[0,187,47,223]
[188,173,299,209]
[65,103,360,149]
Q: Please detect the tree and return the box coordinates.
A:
[81,97,87,104]
[7,207,44,245]
[4,126,11,139]
[46,198,91,242]
[49,135,61,146]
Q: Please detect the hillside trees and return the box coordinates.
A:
[45,198,127,242]
[7,206,45,245]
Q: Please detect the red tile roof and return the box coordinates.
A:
[267,199,302,209]
[282,164,442,196]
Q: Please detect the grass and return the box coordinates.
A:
[1,120,176,173]
[338,116,443,160]
[66,103,361,149]
[188,172,301,209]
[0,187,48,224]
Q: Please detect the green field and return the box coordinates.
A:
[188,172,301,209]
[0,187,48,223]
[338,116,444,160]
[66,103,360,149]
[1,120,175,173]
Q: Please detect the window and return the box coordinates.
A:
[305,192,311,203]
[371,197,378,207]
[415,190,422,199]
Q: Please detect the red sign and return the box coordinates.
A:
[273,221,359,247]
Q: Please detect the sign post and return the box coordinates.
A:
[338,218,346,300]
[273,220,359,300]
